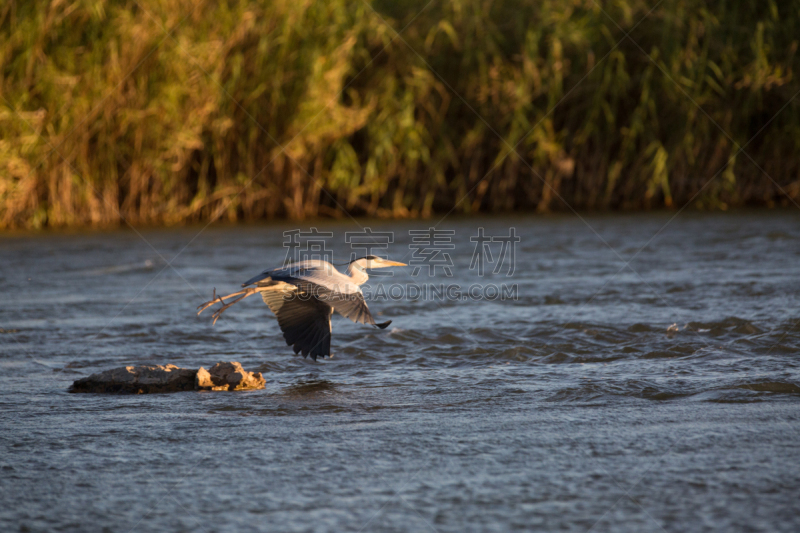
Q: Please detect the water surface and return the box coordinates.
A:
[1,211,799,532]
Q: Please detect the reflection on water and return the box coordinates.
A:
[282,379,339,397]
[1,211,799,532]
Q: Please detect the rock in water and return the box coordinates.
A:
[195,362,266,392]
[69,362,264,394]
[69,364,196,394]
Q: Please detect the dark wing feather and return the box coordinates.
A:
[260,285,333,360]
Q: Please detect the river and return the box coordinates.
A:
[1,210,799,532]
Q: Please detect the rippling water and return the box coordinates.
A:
[1,211,799,532]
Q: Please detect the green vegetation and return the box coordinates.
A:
[1,0,798,228]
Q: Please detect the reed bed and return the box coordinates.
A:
[1,0,798,228]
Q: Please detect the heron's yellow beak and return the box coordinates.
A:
[383,260,407,267]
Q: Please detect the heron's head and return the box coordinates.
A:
[353,255,407,269]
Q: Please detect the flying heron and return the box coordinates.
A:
[197,256,406,360]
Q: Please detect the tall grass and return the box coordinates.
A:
[1,0,798,228]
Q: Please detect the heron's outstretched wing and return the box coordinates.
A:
[260,284,332,360]
[291,281,391,329]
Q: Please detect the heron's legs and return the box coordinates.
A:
[197,288,243,314]
[197,287,265,325]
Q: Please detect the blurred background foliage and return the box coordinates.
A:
[0,0,798,228]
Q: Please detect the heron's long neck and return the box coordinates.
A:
[346,260,370,286]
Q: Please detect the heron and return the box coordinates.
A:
[197,256,406,360]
